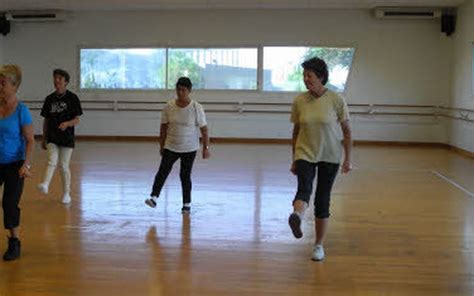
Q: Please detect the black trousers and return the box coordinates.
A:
[0,161,24,229]
[293,160,339,219]
[151,149,197,204]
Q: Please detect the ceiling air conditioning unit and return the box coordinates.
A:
[374,7,442,19]
[5,10,66,22]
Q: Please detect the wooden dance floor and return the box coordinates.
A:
[0,141,473,295]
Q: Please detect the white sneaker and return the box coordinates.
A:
[37,183,49,195]
[61,194,71,204]
[312,245,325,261]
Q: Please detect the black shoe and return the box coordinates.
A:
[288,213,303,239]
[145,198,157,208]
[181,205,191,214]
[3,237,21,261]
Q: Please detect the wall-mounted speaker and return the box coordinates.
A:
[0,16,10,36]
[441,14,456,36]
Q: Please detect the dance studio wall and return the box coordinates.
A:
[2,9,452,143]
[451,0,474,153]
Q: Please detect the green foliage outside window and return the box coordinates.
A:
[287,47,355,92]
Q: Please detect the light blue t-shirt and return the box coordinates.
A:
[0,102,33,164]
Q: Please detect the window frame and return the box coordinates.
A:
[78,46,168,91]
[166,46,259,91]
[77,44,356,94]
[261,45,356,94]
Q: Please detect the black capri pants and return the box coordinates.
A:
[151,149,197,204]
[0,161,25,229]
[293,160,339,219]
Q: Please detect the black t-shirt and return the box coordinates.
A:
[41,90,83,148]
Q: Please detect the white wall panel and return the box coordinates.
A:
[3,9,454,142]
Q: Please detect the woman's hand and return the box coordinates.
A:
[202,147,210,159]
[58,121,70,131]
[341,159,352,174]
[19,164,32,178]
[290,162,296,175]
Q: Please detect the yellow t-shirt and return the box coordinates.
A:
[290,90,350,164]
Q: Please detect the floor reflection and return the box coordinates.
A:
[1,142,472,295]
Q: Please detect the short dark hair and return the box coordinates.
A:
[301,57,328,85]
[53,69,70,83]
[176,77,192,91]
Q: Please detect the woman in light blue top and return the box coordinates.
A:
[0,64,34,261]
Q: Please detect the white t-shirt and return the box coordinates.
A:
[161,100,207,153]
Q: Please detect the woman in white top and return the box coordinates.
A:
[288,57,352,261]
[145,77,210,213]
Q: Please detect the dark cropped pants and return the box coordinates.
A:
[1,161,24,229]
[151,149,197,204]
[293,160,339,218]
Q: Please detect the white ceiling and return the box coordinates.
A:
[0,0,466,11]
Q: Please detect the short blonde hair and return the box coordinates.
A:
[0,64,22,88]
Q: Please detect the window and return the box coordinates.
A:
[80,48,166,89]
[80,46,355,92]
[168,48,258,90]
[263,46,355,92]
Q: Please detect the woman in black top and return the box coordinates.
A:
[37,69,82,204]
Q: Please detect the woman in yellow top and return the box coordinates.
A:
[288,57,352,261]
